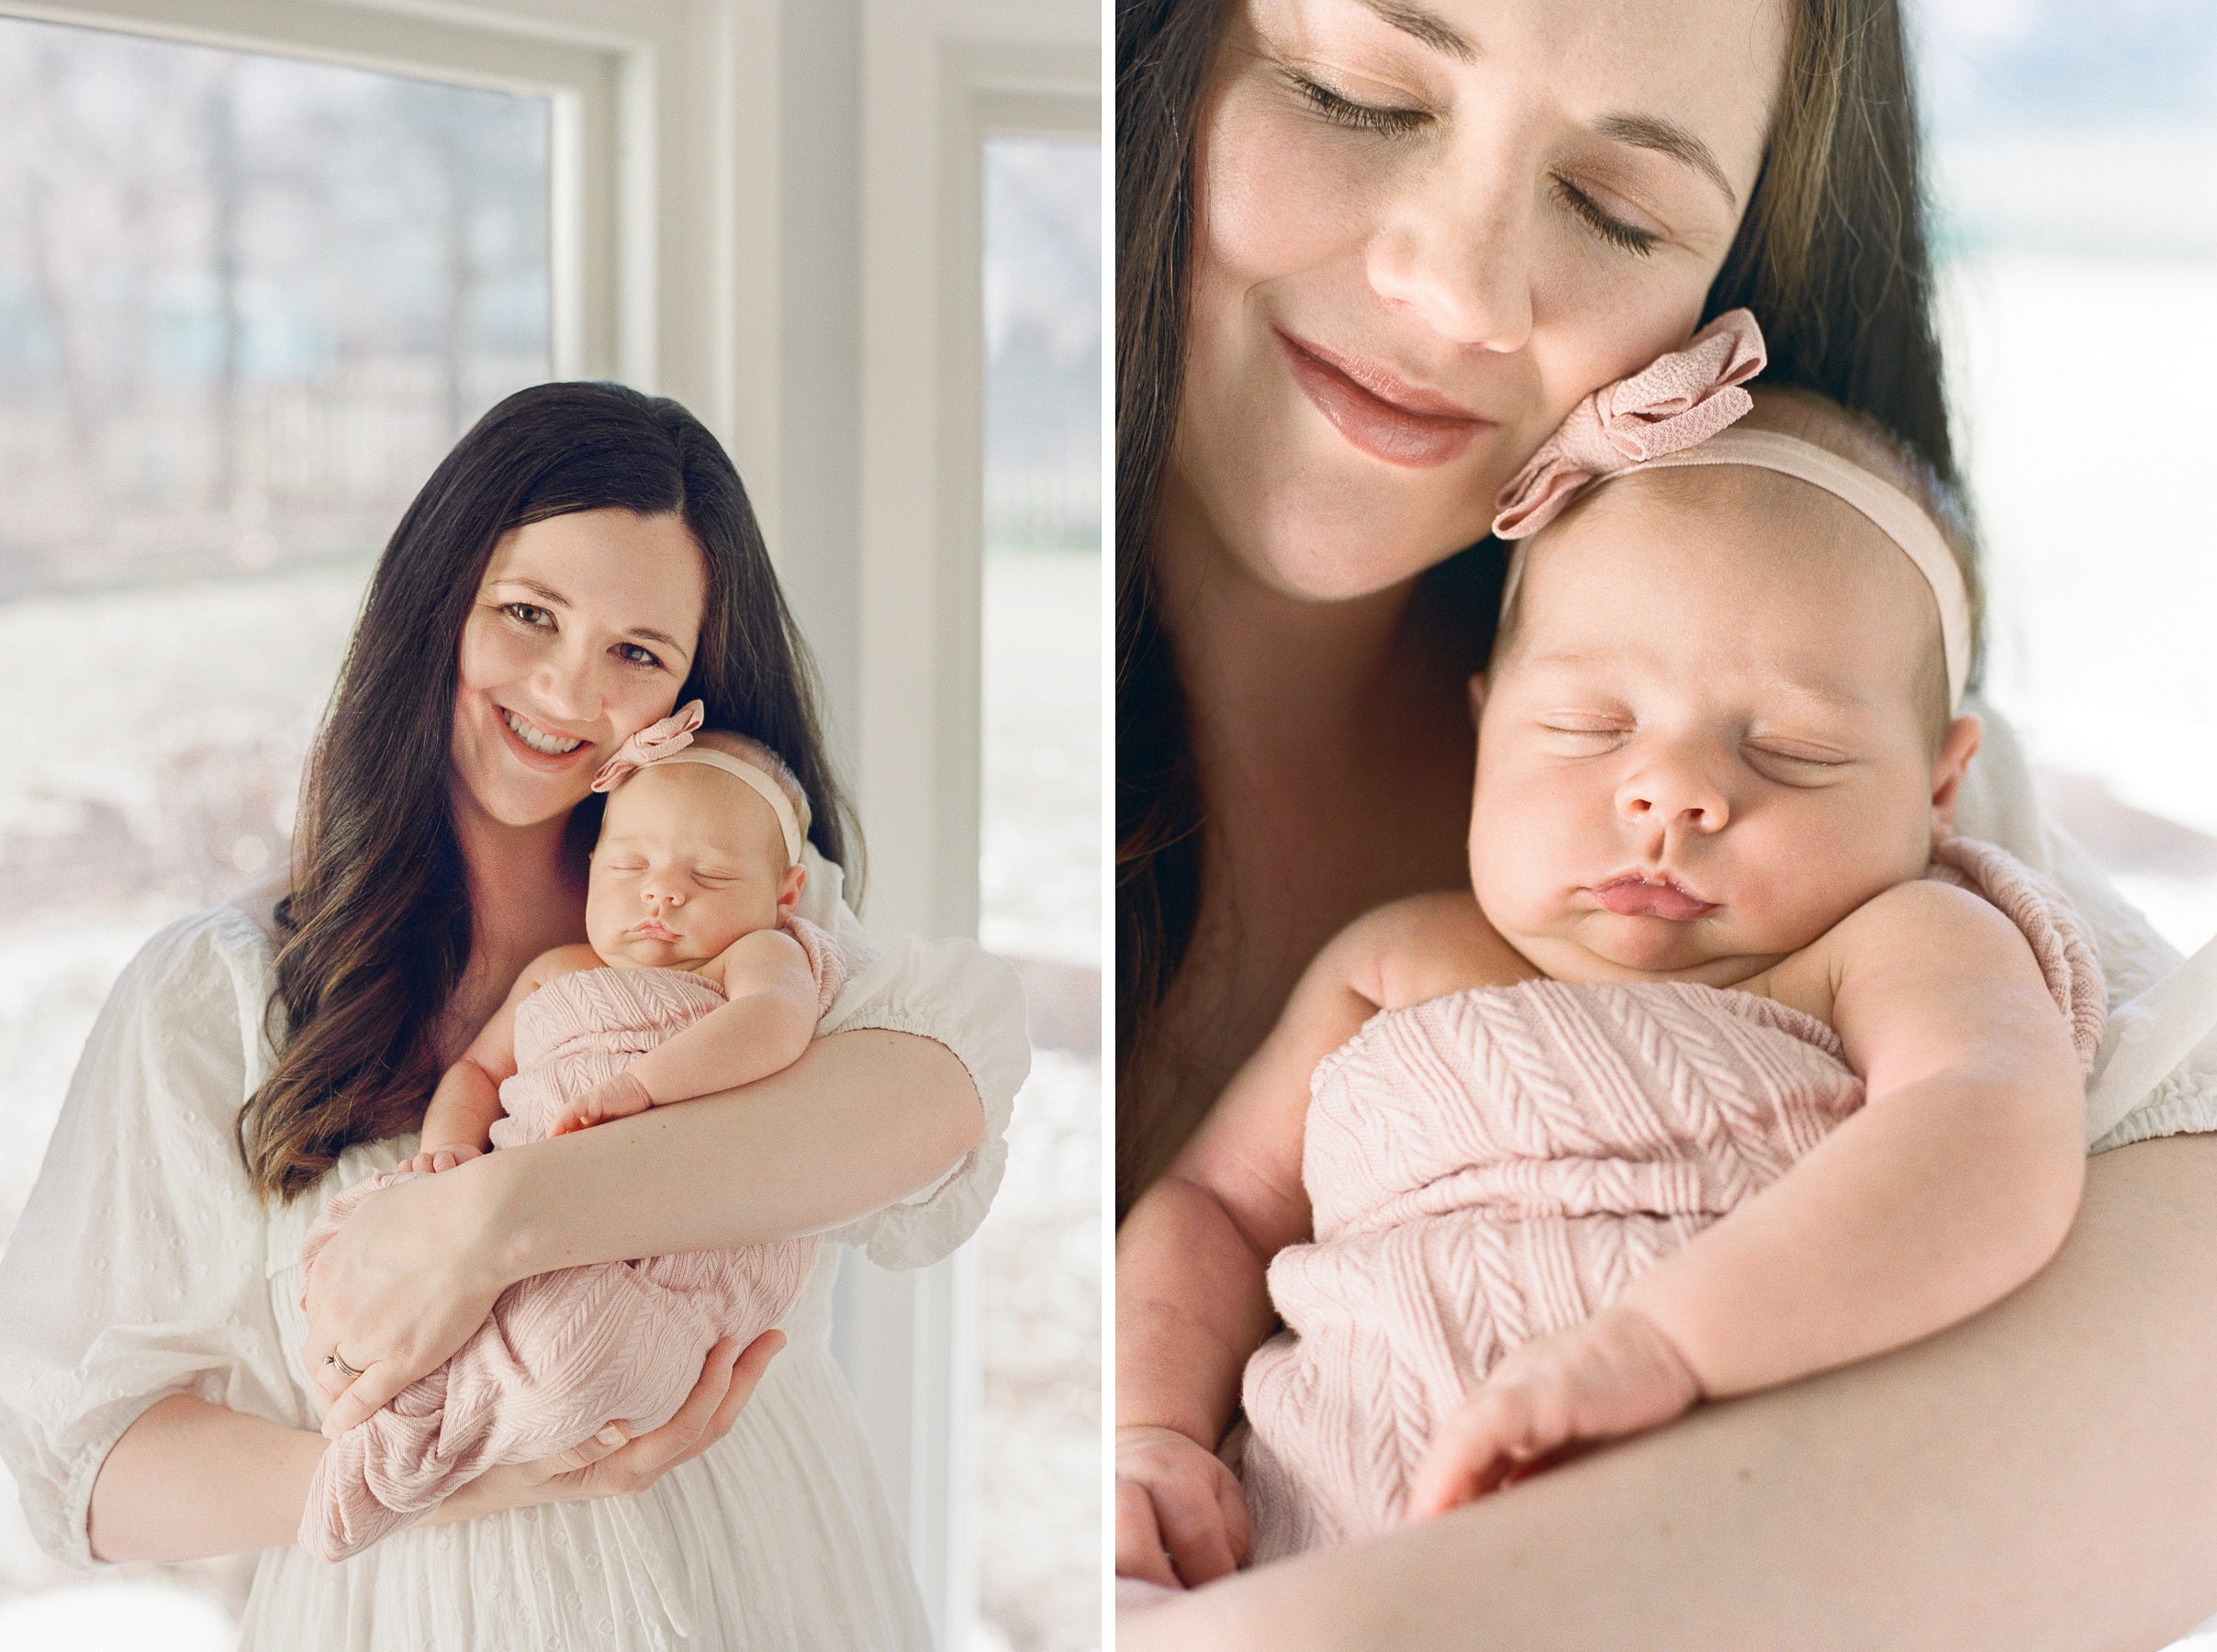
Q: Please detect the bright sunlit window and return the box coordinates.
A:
[1918,0,2217,956]
[0,14,549,1635]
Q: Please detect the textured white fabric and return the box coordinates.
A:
[0,845,1028,1649]
[1953,704,2217,1151]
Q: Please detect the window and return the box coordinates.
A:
[1919,0,2217,955]
[973,134,1100,1652]
[0,13,551,1635]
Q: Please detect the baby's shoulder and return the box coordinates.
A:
[700,922,811,989]
[1324,891,1539,1014]
[1761,876,2021,1024]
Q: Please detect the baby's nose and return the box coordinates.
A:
[645,885,686,908]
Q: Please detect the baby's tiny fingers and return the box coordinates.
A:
[1114,1481,1181,1591]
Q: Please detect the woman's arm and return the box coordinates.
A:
[88,1335,780,1562]
[1125,1133,2217,1651]
[308,1026,983,1435]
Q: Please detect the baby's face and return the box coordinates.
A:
[1470,466,1974,986]
[586,763,801,968]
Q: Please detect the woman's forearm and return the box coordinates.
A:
[1133,1133,2217,1651]
[484,1028,984,1278]
[87,1394,324,1562]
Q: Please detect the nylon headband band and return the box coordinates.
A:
[1496,427,1971,713]
[653,750,805,867]
[1642,430,1971,712]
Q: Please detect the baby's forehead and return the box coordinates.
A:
[598,764,778,855]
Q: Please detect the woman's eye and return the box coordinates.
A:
[1550,177,1660,257]
[1284,71,1429,138]
[614,642,665,670]
[503,602,554,629]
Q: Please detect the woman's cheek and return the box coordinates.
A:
[1199,92,1388,286]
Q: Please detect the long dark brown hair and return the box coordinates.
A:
[1116,0,1957,1211]
[241,382,855,1203]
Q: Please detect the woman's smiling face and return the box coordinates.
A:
[1171,0,1788,597]
[452,508,709,830]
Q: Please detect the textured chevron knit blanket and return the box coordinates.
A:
[1239,839,2104,1562]
[297,917,845,1562]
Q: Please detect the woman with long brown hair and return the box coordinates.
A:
[1115,0,2217,1642]
[0,383,1025,1648]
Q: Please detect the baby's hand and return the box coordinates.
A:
[399,1144,484,1176]
[1403,1303,1702,1521]
[550,1070,654,1136]
[1115,1423,1249,1590]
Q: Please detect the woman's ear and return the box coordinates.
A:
[778,862,807,917]
[1466,673,1489,725]
[1929,712,1984,841]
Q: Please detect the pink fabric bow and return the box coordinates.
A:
[1491,308,1767,540]
[591,698,705,792]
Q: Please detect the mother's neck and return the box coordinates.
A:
[1152,471,1435,769]
[447,775,588,966]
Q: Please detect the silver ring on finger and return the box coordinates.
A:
[324,1352,364,1380]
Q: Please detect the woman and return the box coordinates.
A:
[0,383,1026,1649]
[1115,0,2217,1643]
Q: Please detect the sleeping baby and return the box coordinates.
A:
[1115,310,2105,1580]
[297,701,843,1561]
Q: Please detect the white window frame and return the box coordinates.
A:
[0,0,1099,1640]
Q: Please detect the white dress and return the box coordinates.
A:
[0,847,1030,1651]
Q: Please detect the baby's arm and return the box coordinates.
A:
[403,945,598,1174]
[1407,879,2085,1515]
[1118,894,1525,1589]
[549,928,822,1135]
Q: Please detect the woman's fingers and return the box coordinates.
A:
[319,1360,412,1440]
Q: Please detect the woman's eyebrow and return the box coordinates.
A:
[1594,112,1737,208]
[1358,0,1475,63]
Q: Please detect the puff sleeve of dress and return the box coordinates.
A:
[1954,704,2217,1151]
[0,906,302,1570]
[789,848,1031,1270]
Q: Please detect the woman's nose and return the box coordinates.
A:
[531,643,606,727]
[1365,157,1536,352]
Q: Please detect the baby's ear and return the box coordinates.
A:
[778,862,807,916]
[1466,673,1490,724]
[1929,712,1984,841]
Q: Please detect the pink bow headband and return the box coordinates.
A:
[1490,307,1971,712]
[590,699,807,867]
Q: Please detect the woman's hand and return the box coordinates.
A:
[423,1333,783,1526]
[301,1159,518,1437]
[1117,1423,1250,1589]
[1403,1304,1702,1520]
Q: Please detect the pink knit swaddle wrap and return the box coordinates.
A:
[1239,840,2103,1561]
[297,917,846,1562]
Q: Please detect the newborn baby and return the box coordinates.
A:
[297,702,843,1561]
[1116,312,2104,1581]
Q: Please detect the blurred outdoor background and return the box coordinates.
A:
[0,14,1099,1651]
[1917,0,2217,958]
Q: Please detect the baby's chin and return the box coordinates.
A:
[1514,913,1785,987]
[594,933,724,969]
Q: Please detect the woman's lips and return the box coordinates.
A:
[1275,330,1487,469]
[1590,876,1719,921]
[492,703,593,773]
